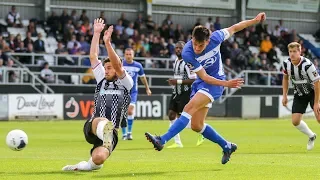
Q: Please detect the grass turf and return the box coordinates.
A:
[0,119,320,180]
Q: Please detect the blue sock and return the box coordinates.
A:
[121,127,127,136]
[128,118,133,133]
[201,124,229,151]
[160,112,191,145]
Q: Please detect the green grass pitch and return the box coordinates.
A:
[0,119,320,180]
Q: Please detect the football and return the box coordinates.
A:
[6,130,28,151]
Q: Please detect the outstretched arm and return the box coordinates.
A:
[90,18,105,67]
[226,12,266,37]
[103,25,125,77]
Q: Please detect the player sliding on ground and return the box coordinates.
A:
[62,18,133,171]
[145,12,266,164]
[282,42,319,150]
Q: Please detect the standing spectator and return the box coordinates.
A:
[6,6,22,27]
[79,10,89,23]
[47,11,60,37]
[162,14,173,26]
[70,10,78,26]
[134,13,144,30]
[214,17,221,30]
[119,13,130,28]
[145,16,155,32]
[99,11,107,23]
[205,17,213,29]
[60,9,70,34]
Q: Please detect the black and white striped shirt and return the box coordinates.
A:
[283,56,320,96]
[91,61,133,128]
[172,58,197,95]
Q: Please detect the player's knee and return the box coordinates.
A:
[183,102,197,115]
[292,119,300,126]
[128,106,134,115]
[191,123,203,132]
[92,151,108,165]
[168,112,176,121]
[316,116,320,123]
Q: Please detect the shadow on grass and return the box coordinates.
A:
[117,147,155,151]
[2,168,222,178]
[3,170,89,176]
[92,169,222,178]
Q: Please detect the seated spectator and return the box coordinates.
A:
[67,35,81,50]
[248,52,261,70]
[33,33,46,53]
[82,68,96,84]
[6,6,22,28]
[27,21,38,37]
[79,35,90,54]
[55,42,73,65]
[23,32,33,48]
[80,20,92,36]
[15,42,26,53]
[260,35,273,54]
[40,62,55,83]
[125,22,134,37]
[0,58,3,82]
[115,19,124,35]
[7,59,18,83]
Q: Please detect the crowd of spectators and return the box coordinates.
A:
[0,5,317,85]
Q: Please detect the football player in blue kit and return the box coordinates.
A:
[121,48,152,140]
[145,12,266,164]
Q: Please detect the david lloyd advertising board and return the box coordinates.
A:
[8,94,63,120]
[64,94,164,120]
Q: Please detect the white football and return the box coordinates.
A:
[6,129,28,151]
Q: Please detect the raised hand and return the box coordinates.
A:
[93,18,105,34]
[103,25,114,43]
[254,12,266,23]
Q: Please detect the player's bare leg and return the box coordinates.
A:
[191,104,236,164]
[145,92,236,164]
[292,113,316,150]
[63,117,114,171]
[167,110,183,148]
[191,107,206,146]
[62,147,108,171]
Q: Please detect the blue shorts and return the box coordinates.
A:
[130,90,138,105]
[190,80,224,108]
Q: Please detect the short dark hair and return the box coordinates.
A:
[175,41,185,47]
[102,57,122,65]
[125,48,134,52]
[192,25,210,42]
